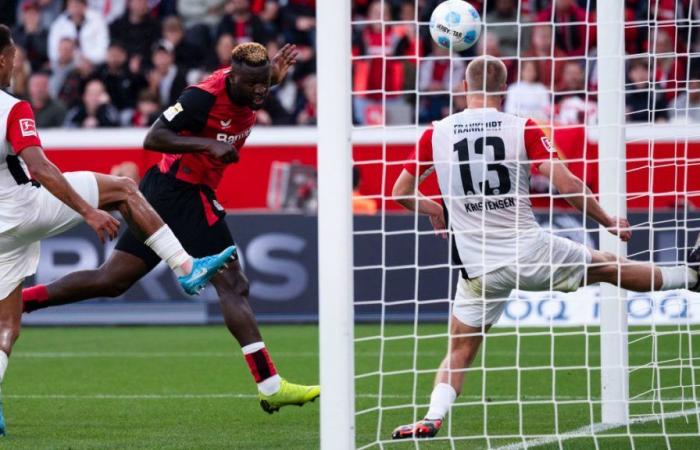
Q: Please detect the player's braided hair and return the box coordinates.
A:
[231,43,269,68]
[0,25,12,53]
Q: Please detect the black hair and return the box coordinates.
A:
[0,25,12,53]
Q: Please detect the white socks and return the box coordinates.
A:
[0,351,7,385]
[144,225,193,277]
[425,383,457,421]
[257,374,282,396]
[660,266,698,290]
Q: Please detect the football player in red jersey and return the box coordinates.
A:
[23,42,320,412]
[0,25,237,435]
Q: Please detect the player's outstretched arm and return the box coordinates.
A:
[538,159,631,242]
[20,146,120,242]
[393,169,447,238]
[143,119,238,163]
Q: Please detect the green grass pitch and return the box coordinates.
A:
[2,325,699,449]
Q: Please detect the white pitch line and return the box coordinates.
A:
[493,406,700,450]
[7,393,692,403]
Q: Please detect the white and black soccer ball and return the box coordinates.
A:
[429,0,482,52]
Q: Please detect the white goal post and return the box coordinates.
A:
[596,0,629,425]
[317,0,355,449]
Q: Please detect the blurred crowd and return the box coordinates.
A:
[3,0,317,128]
[2,0,700,129]
[351,0,700,126]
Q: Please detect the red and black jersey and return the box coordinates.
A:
[158,68,256,190]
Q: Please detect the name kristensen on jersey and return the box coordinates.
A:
[464,197,515,213]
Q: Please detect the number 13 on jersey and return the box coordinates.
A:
[453,136,512,196]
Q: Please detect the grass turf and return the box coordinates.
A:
[1,325,699,449]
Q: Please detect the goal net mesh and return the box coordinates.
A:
[349,0,700,448]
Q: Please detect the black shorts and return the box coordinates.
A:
[115,166,234,271]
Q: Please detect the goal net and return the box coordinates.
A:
[319,0,700,448]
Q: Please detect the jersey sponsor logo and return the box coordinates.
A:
[220,119,232,129]
[541,136,555,153]
[216,128,252,146]
[19,118,37,137]
[163,102,183,121]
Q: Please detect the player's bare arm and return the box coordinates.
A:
[393,169,447,238]
[144,119,238,162]
[270,43,298,86]
[537,159,632,242]
[19,146,119,243]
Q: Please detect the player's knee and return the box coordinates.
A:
[599,251,617,263]
[215,269,250,298]
[0,322,21,354]
[118,176,139,197]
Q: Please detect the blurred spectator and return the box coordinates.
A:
[216,0,272,44]
[64,78,120,127]
[670,77,700,123]
[110,0,161,60]
[504,60,550,120]
[485,0,526,57]
[206,33,237,71]
[146,40,187,108]
[130,91,160,126]
[14,0,63,31]
[177,0,227,28]
[162,16,203,70]
[652,28,685,101]
[281,0,315,47]
[295,74,317,125]
[353,0,411,125]
[535,0,593,56]
[257,0,280,24]
[89,0,127,24]
[28,71,66,127]
[418,41,464,123]
[556,59,585,93]
[12,0,49,72]
[626,58,668,123]
[93,42,147,113]
[522,24,566,89]
[10,46,31,98]
[48,0,109,65]
[352,167,377,215]
[57,55,95,109]
[49,37,77,98]
[554,61,596,124]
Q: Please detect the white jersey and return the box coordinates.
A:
[407,107,557,277]
[0,89,43,234]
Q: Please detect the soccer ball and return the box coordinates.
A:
[429,0,482,52]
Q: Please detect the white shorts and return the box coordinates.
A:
[0,171,99,299]
[452,234,592,328]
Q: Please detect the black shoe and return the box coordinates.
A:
[392,418,442,439]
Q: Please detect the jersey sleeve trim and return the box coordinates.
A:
[6,101,42,154]
[404,128,434,177]
[160,87,217,134]
[524,118,558,163]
